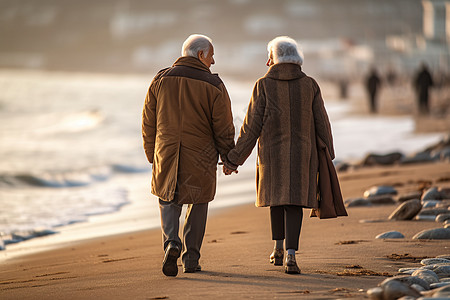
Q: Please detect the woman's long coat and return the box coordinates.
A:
[142,56,235,204]
[227,63,334,208]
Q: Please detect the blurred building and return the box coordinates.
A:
[386,0,450,74]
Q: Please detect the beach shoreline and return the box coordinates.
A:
[1,161,449,299]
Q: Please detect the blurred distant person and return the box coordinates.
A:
[386,67,397,86]
[338,77,349,100]
[365,67,381,113]
[413,63,434,115]
[223,36,336,274]
[142,34,235,277]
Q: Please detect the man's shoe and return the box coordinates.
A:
[162,242,181,277]
[269,248,284,266]
[285,254,301,274]
[183,264,202,273]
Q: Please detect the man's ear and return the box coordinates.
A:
[198,50,204,60]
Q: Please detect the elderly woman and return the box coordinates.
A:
[224,36,335,274]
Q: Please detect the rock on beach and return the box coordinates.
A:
[412,228,450,240]
[375,231,405,239]
[388,199,422,220]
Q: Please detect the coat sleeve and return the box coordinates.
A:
[142,85,157,164]
[227,80,266,166]
[211,83,236,163]
[312,79,335,160]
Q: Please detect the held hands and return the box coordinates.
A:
[221,160,238,175]
[223,165,238,175]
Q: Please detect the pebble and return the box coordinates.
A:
[361,152,404,166]
[431,282,450,289]
[382,276,430,291]
[364,185,398,198]
[433,265,450,279]
[367,195,396,205]
[411,269,439,284]
[422,200,442,208]
[421,258,450,265]
[412,228,450,240]
[421,285,450,298]
[398,267,420,275]
[381,279,422,299]
[389,199,422,220]
[436,213,450,223]
[376,231,405,239]
[422,187,442,201]
[418,208,450,216]
[345,197,372,207]
[415,215,438,221]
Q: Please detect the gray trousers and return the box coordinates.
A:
[159,198,208,269]
[270,205,303,250]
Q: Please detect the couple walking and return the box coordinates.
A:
[142,34,335,277]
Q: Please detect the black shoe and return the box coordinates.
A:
[269,248,284,266]
[162,242,181,277]
[183,264,202,273]
[285,254,301,274]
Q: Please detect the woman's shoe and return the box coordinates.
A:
[284,254,301,274]
[269,248,284,266]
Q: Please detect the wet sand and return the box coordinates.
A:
[1,162,449,299]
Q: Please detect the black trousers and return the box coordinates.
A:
[270,205,303,250]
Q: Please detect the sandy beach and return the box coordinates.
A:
[1,161,449,299]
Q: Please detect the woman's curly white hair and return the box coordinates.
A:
[267,36,304,66]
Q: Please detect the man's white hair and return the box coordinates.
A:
[182,34,212,58]
[267,36,304,66]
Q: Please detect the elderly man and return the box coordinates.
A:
[224,36,335,274]
[142,34,235,277]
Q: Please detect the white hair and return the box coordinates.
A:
[182,34,212,58]
[267,36,304,66]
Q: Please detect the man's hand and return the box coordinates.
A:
[223,165,238,175]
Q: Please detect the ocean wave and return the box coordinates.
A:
[0,166,112,188]
[0,187,130,248]
[0,163,150,188]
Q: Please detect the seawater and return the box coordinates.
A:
[0,69,444,251]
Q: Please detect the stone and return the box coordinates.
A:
[433,265,450,279]
[436,213,450,223]
[400,151,433,164]
[364,185,398,198]
[410,283,425,291]
[389,199,422,220]
[376,231,405,239]
[398,267,420,275]
[422,200,441,208]
[381,275,430,291]
[421,258,450,265]
[422,285,450,298]
[413,228,450,240]
[436,200,450,208]
[418,208,450,216]
[345,197,372,207]
[367,286,383,300]
[398,191,422,202]
[411,269,439,284]
[415,215,437,221]
[381,280,422,299]
[431,282,450,289]
[367,195,396,205]
[361,152,404,166]
[422,187,442,201]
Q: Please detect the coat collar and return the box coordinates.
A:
[264,63,306,81]
[173,56,211,73]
